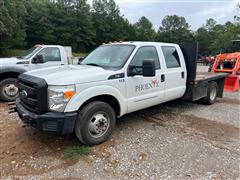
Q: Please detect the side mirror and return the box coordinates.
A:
[32,55,44,64]
[78,57,85,64]
[142,60,155,77]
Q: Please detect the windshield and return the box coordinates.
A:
[19,46,41,60]
[81,45,135,69]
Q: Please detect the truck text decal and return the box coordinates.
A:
[135,79,159,92]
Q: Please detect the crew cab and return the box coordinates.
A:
[15,42,227,145]
[0,45,75,101]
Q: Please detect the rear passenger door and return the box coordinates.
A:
[161,46,186,101]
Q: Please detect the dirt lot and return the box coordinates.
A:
[0,67,240,179]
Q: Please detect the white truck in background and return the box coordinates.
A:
[14,42,227,145]
[0,45,78,101]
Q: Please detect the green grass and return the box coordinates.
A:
[1,49,25,57]
[63,145,91,159]
[72,52,87,57]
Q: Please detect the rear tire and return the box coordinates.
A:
[0,78,18,102]
[202,82,218,105]
[75,101,116,145]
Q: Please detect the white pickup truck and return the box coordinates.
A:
[14,42,227,145]
[0,45,75,101]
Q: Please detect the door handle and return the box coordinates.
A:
[161,74,165,82]
[181,71,185,78]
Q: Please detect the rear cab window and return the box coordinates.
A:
[161,46,181,68]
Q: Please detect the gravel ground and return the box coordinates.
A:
[0,66,239,179]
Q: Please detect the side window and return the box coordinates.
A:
[161,46,181,68]
[36,48,61,62]
[130,46,160,73]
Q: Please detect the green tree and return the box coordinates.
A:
[134,16,156,41]
[92,0,131,45]
[25,0,56,46]
[195,27,211,55]
[73,0,96,51]
[0,0,27,54]
[209,22,240,53]
[157,15,193,43]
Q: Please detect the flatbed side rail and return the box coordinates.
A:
[182,73,228,101]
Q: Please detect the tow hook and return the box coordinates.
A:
[8,102,17,114]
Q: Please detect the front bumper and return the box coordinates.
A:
[16,99,77,135]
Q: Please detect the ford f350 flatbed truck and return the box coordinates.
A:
[0,45,76,102]
[14,42,227,145]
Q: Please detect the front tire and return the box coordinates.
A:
[202,82,218,105]
[75,101,116,145]
[0,78,19,102]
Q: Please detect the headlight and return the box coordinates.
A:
[48,85,76,112]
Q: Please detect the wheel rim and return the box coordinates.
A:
[210,86,217,101]
[4,84,18,97]
[88,112,110,138]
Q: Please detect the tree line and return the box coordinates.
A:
[0,0,239,56]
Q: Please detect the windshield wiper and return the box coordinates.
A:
[85,63,104,68]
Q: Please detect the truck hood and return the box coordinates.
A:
[25,65,115,85]
[0,57,26,65]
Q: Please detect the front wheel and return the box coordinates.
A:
[202,82,218,105]
[75,101,116,145]
[0,78,19,102]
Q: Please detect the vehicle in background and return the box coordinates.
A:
[0,45,78,101]
[14,42,227,145]
[211,40,240,92]
[198,55,215,66]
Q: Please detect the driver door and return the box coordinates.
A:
[30,47,62,70]
[125,46,165,113]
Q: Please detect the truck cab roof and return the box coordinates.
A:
[103,41,179,47]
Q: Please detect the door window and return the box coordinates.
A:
[162,46,181,68]
[36,48,61,62]
[130,46,160,74]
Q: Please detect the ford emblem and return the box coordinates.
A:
[20,90,28,99]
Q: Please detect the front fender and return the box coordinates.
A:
[64,85,127,116]
[0,66,27,74]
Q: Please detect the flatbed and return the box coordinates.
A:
[182,71,227,102]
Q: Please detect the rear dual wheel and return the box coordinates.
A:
[75,101,116,145]
[202,82,218,105]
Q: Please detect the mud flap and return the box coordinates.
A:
[224,75,239,92]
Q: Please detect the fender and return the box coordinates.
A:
[65,85,127,116]
[0,66,27,75]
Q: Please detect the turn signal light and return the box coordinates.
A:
[64,91,75,99]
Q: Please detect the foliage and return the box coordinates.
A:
[0,0,27,53]
[63,145,91,158]
[0,0,239,56]
[157,15,194,43]
[92,0,133,46]
[134,16,156,41]
[0,49,25,57]
[195,18,240,55]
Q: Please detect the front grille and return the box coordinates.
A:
[18,74,48,114]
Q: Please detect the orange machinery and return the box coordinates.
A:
[212,52,240,92]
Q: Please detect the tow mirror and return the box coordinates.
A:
[78,57,85,64]
[142,60,155,77]
[32,55,44,64]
